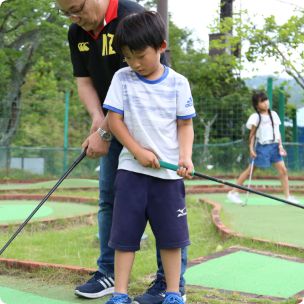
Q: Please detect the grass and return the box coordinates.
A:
[0,190,303,303]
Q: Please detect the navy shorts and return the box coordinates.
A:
[109,170,190,251]
[254,143,283,168]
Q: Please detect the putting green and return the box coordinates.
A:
[0,200,98,224]
[0,275,106,304]
[0,179,99,191]
[185,249,304,298]
[0,286,71,304]
[202,193,304,247]
[185,178,303,187]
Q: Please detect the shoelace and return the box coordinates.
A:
[111,294,129,303]
[164,295,184,304]
[147,278,167,295]
[87,271,103,283]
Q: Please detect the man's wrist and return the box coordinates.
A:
[97,128,112,142]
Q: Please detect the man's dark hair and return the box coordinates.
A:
[114,11,166,53]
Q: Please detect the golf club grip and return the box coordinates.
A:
[159,160,179,171]
[0,149,86,256]
[159,160,304,210]
[159,160,195,176]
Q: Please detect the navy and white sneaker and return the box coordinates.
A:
[75,271,114,298]
[105,293,132,304]
[133,278,186,304]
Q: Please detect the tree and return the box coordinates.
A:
[243,12,304,93]
[0,0,69,146]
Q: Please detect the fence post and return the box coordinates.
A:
[267,77,273,110]
[278,87,285,142]
[63,90,70,171]
[292,109,299,170]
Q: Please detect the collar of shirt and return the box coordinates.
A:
[87,0,118,39]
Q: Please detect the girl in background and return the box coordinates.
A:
[228,91,299,204]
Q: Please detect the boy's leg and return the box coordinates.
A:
[105,250,134,304]
[155,246,187,292]
[105,171,147,304]
[160,248,181,293]
[133,178,189,304]
[75,138,122,298]
[114,250,135,294]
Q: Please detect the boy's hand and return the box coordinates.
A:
[177,158,194,179]
[279,145,287,157]
[135,148,160,169]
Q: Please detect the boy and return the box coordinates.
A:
[103,11,196,304]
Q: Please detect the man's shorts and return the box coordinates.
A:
[254,143,283,168]
[109,170,190,251]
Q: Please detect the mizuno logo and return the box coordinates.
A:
[78,42,89,52]
[177,208,187,217]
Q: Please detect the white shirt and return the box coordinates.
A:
[103,66,196,179]
[246,111,281,144]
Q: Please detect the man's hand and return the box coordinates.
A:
[90,115,104,134]
[177,158,194,179]
[82,131,110,158]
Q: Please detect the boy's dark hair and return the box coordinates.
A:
[251,90,275,141]
[114,11,166,53]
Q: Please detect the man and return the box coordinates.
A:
[55,0,187,303]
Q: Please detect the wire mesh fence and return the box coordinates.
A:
[0,142,303,179]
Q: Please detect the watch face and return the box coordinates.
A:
[103,132,111,141]
[98,128,112,141]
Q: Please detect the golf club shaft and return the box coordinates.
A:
[159,160,304,210]
[0,150,87,256]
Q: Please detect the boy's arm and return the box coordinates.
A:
[177,118,194,179]
[108,112,160,168]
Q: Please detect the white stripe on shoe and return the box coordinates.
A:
[74,287,114,299]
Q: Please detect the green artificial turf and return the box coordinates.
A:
[0,200,98,224]
[0,179,99,190]
[185,250,304,298]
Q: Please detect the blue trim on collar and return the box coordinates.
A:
[135,65,169,84]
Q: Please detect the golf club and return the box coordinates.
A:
[0,149,87,256]
[242,159,255,207]
[159,160,304,210]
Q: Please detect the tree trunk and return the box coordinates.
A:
[0,30,40,146]
[200,114,217,165]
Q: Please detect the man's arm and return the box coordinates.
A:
[77,77,105,133]
[77,77,110,158]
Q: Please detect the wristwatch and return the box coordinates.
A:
[97,128,113,142]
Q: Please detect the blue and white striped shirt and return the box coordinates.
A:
[104,65,196,179]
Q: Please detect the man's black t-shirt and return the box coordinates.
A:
[68,0,144,113]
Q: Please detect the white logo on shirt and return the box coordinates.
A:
[177,208,187,217]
